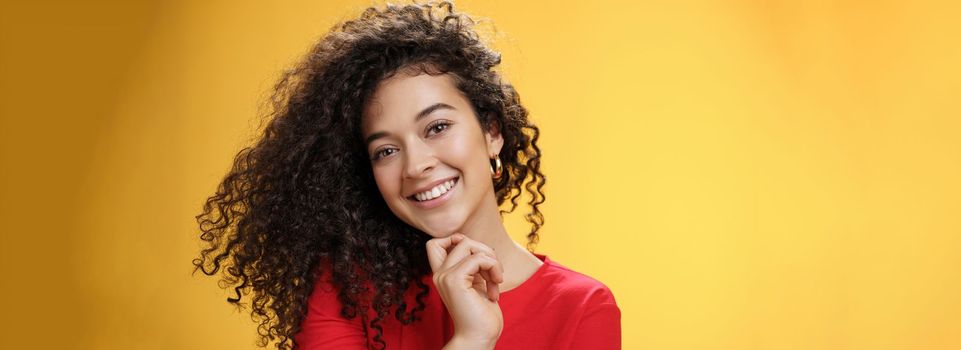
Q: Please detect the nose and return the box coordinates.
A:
[403,138,437,178]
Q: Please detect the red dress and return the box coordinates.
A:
[294,254,621,349]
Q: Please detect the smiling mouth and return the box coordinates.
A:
[408,176,459,202]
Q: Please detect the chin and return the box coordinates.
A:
[421,230,452,239]
[417,218,464,238]
[419,226,457,238]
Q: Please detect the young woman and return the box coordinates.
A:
[193,2,620,349]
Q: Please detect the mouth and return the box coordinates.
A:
[407,176,459,209]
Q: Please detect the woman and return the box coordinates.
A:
[193,2,620,349]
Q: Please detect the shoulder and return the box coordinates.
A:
[304,267,349,316]
[295,264,372,347]
[303,263,375,318]
[537,256,618,307]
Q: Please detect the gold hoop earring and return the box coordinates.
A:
[489,156,503,180]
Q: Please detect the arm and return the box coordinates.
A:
[569,303,622,349]
[442,336,497,350]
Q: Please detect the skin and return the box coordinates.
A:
[361,69,543,349]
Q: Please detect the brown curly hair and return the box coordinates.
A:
[192,2,545,349]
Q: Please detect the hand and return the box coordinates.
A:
[427,233,505,347]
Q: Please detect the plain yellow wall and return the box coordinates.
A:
[2,0,960,349]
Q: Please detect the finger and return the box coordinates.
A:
[477,270,501,302]
[474,254,504,301]
[440,233,467,256]
[426,235,458,272]
[472,270,500,301]
[458,241,503,289]
[487,256,504,284]
[441,236,497,271]
[449,254,501,301]
[448,233,466,248]
[487,278,500,302]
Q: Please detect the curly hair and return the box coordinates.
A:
[191,2,545,349]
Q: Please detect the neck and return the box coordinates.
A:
[455,190,541,290]
[457,191,521,256]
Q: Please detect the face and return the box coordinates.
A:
[361,70,504,238]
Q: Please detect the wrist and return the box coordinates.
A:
[443,334,498,350]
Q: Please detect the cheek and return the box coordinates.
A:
[372,166,399,199]
[443,133,486,168]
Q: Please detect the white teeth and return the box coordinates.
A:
[413,178,456,202]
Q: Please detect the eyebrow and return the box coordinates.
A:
[364,102,457,146]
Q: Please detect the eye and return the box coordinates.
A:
[426,120,452,136]
[372,147,397,161]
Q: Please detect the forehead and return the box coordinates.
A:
[362,72,469,131]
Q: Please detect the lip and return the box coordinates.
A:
[406,176,459,210]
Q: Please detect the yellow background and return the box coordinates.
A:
[2,0,959,349]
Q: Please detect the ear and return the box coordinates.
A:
[484,117,504,157]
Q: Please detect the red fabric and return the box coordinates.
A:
[294,254,621,349]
